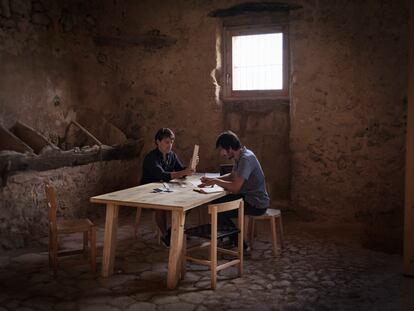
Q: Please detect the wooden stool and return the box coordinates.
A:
[247,209,284,255]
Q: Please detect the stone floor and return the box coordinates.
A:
[0,210,413,311]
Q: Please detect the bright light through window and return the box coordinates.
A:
[232,33,283,91]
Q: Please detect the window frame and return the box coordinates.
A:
[222,23,289,100]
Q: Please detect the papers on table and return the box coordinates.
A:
[193,185,225,194]
[204,173,220,178]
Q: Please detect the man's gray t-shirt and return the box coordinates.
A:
[233,147,269,209]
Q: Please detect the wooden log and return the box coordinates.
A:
[0,139,144,185]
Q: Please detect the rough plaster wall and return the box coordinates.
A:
[95,0,224,170]
[0,159,139,250]
[1,0,291,198]
[223,101,290,203]
[92,0,291,204]
[290,0,408,251]
[1,0,409,253]
[0,0,120,144]
[0,0,141,249]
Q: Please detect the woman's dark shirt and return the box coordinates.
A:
[140,148,185,184]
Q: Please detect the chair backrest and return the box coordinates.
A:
[45,183,58,231]
[208,198,244,215]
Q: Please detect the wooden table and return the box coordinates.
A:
[90,175,226,289]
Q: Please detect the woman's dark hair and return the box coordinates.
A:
[155,128,175,141]
[215,131,241,150]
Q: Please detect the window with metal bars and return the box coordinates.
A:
[222,24,289,100]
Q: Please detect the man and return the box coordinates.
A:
[141,128,194,246]
[200,131,269,245]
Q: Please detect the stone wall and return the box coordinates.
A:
[0,0,409,252]
[0,159,139,250]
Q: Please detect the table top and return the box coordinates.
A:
[90,174,226,211]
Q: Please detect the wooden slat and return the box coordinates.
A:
[188,242,211,251]
[217,259,240,271]
[71,120,103,146]
[167,210,186,289]
[270,216,278,256]
[404,0,414,277]
[238,201,244,276]
[101,204,119,278]
[208,198,243,214]
[217,247,238,256]
[57,249,85,256]
[57,219,92,233]
[211,208,218,289]
[186,256,212,266]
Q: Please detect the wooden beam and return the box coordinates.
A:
[11,121,58,154]
[404,0,414,277]
[71,120,103,146]
[0,124,33,154]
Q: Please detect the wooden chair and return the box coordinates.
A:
[45,183,96,276]
[247,208,284,256]
[181,199,244,289]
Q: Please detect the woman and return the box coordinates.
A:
[141,128,194,246]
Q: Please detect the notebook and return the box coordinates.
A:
[193,185,224,194]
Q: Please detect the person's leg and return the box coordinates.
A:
[245,205,267,216]
[227,201,266,249]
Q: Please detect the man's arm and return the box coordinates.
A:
[217,172,233,181]
[200,172,244,194]
[144,155,192,182]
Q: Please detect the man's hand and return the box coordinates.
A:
[199,176,216,187]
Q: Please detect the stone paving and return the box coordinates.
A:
[0,210,413,311]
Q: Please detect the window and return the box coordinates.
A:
[223,24,289,100]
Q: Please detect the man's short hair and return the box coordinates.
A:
[216,131,241,150]
[155,128,175,141]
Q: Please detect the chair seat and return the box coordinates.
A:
[250,208,280,220]
[247,208,284,255]
[57,218,94,234]
[185,224,240,239]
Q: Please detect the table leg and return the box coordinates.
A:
[101,203,119,277]
[167,210,186,289]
